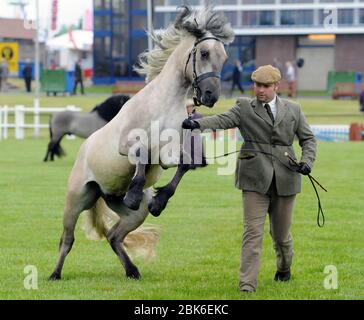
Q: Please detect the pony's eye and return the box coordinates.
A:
[201,50,209,59]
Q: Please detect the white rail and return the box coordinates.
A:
[0,105,81,140]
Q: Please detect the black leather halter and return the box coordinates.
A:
[184,37,223,106]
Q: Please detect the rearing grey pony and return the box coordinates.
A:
[43,95,130,162]
[49,5,234,281]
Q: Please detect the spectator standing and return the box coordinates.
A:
[359,90,364,112]
[0,58,9,92]
[231,60,245,95]
[285,61,296,98]
[23,60,33,93]
[72,59,84,95]
[273,58,284,95]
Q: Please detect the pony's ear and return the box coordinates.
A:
[174,5,191,30]
[175,5,205,39]
[183,21,205,39]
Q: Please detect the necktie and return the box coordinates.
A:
[264,104,274,124]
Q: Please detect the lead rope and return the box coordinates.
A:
[206,148,327,227]
[285,152,327,228]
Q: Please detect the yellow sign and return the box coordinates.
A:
[0,42,19,74]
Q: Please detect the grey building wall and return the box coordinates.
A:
[297,47,334,91]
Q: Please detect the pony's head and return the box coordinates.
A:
[135,5,234,108]
[175,5,235,107]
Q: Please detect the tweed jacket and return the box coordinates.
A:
[194,97,317,196]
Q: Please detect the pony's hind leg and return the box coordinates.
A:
[107,221,141,279]
[49,182,100,280]
[104,191,151,279]
[44,114,67,162]
[44,117,53,162]
[44,140,64,162]
[43,144,51,162]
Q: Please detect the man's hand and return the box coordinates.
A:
[182,119,200,130]
[297,162,311,175]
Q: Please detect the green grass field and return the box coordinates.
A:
[0,134,364,300]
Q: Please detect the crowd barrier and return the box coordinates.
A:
[203,125,354,143]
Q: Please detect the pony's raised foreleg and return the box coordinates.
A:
[148,154,191,217]
[49,183,100,280]
[123,162,147,211]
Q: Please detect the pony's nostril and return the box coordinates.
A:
[205,90,212,97]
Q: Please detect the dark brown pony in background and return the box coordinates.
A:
[44,95,130,161]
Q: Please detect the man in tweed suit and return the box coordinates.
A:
[182,65,316,293]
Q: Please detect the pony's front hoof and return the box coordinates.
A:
[49,272,61,281]
[126,267,141,280]
[148,199,162,217]
[123,194,141,211]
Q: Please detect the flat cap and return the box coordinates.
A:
[251,65,281,84]
[186,99,194,107]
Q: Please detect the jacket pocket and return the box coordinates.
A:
[239,151,257,160]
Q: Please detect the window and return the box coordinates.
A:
[94,15,111,31]
[241,11,258,26]
[112,0,128,17]
[94,0,110,10]
[240,11,275,27]
[260,11,274,26]
[94,37,111,77]
[133,15,148,30]
[338,9,354,25]
[167,0,201,5]
[224,12,238,27]
[281,10,314,25]
[112,34,127,58]
[281,0,313,3]
[360,9,364,24]
[153,12,178,29]
[132,0,149,10]
[319,8,354,26]
[320,0,353,3]
[212,0,239,4]
[242,0,274,3]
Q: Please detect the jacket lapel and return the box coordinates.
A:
[274,96,288,127]
[251,98,273,126]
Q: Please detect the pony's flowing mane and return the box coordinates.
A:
[134,5,235,83]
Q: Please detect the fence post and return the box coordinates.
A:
[3,105,9,139]
[66,105,77,111]
[34,99,40,137]
[15,105,25,140]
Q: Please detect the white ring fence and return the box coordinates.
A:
[0,105,81,140]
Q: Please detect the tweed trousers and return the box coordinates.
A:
[238,180,296,292]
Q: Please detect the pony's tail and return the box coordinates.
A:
[49,116,53,140]
[82,190,160,261]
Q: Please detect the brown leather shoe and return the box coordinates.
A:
[274,270,291,282]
